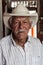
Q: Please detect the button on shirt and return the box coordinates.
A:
[0,34,42,65]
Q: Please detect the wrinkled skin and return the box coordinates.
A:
[9,16,31,48]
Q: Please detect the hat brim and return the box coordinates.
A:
[3,13,38,29]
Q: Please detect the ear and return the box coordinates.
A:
[8,17,13,29]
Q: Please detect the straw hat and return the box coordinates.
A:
[3,3,38,29]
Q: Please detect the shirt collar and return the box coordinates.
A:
[10,34,17,46]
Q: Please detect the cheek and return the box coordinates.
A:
[23,24,30,32]
[11,24,18,32]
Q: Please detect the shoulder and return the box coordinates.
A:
[29,36,41,48]
[0,35,11,49]
[30,36,41,44]
[0,35,10,43]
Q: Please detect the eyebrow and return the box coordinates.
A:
[12,16,30,22]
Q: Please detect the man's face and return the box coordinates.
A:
[11,16,31,40]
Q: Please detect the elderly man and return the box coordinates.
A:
[0,4,42,65]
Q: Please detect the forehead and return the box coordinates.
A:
[12,16,29,20]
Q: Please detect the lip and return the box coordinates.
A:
[18,31,25,33]
[18,31,25,34]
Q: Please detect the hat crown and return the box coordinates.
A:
[4,3,38,29]
[12,4,29,14]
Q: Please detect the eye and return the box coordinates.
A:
[15,21,18,23]
[13,21,18,24]
[23,21,28,23]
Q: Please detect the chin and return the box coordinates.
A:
[19,36,25,39]
[17,34,27,40]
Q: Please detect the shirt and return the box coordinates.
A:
[0,34,42,65]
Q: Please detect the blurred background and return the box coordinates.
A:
[0,0,43,43]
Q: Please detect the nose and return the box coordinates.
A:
[19,21,23,29]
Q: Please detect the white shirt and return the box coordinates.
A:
[0,34,42,65]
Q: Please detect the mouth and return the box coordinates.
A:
[18,31,24,33]
[16,29,26,34]
[18,32,25,35]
